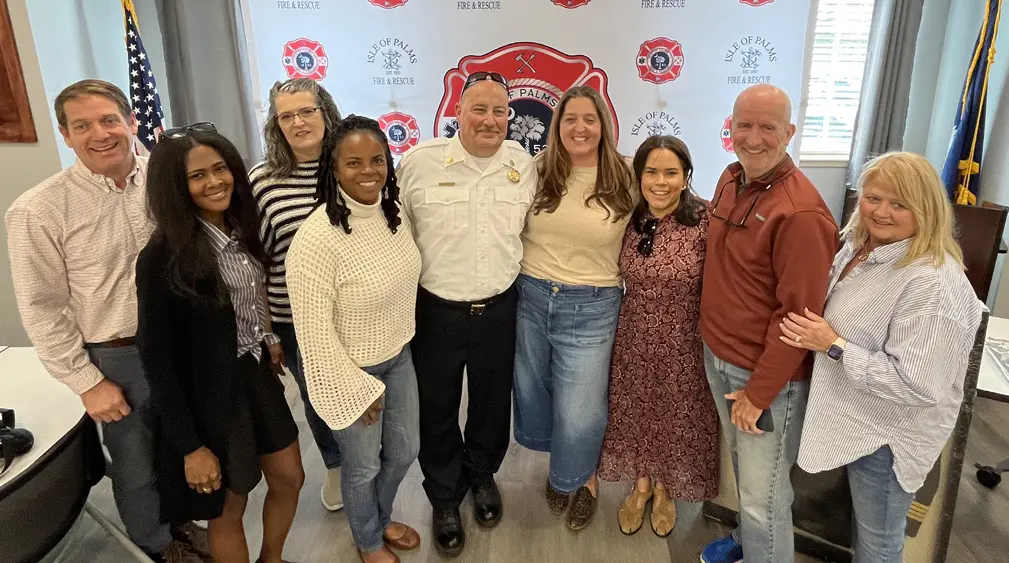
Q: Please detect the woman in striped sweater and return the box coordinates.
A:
[780,152,983,563]
[249,78,346,511]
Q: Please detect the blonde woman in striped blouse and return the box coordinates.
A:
[777,151,982,563]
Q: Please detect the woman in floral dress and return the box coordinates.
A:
[598,135,719,537]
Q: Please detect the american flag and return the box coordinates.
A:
[123,0,165,153]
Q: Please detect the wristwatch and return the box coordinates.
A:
[826,337,846,361]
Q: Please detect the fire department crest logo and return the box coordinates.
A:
[282,38,329,81]
[552,0,591,7]
[370,0,408,8]
[721,116,734,152]
[379,112,420,155]
[435,42,618,156]
[739,0,774,6]
[636,38,684,84]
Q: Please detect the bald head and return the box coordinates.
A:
[730,84,796,179]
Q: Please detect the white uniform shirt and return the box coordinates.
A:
[397,135,536,302]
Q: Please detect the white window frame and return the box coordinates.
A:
[797,0,876,167]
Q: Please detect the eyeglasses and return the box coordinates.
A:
[462,71,509,93]
[636,217,660,257]
[276,106,321,127]
[163,121,217,139]
[709,183,766,228]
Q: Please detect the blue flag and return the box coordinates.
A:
[123,0,166,154]
[941,0,1002,205]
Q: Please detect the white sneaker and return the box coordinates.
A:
[321,466,344,511]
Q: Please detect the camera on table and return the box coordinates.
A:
[0,408,34,476]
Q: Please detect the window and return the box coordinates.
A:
[801,0,875,159]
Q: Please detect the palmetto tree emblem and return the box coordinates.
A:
[509,115,545,152]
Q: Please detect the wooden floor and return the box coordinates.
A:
[47,379,1009,563]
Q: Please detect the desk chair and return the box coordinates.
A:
[948,203,1009,490]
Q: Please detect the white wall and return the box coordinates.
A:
[0,0,63,346]
[801,163,848,223]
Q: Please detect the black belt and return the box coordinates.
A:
[418,285,513,315]
[85,336,136,348]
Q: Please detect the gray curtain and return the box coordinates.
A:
[155,0,263,164]
[845,0,926,188]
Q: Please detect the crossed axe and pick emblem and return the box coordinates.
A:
[515,53,536,73]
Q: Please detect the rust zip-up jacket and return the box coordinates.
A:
[700,155,839,409]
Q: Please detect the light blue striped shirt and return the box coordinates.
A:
[797,233,983,493]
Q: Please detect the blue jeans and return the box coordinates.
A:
[274,322,341,468]
[86,345,173,553]
[703,343,808,563]
[513,274,622,494]
[848,445,914,563]
[332,346,420,553]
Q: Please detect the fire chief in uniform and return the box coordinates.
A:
[397,71,536,558]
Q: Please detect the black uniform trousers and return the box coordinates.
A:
[411,284,517,511]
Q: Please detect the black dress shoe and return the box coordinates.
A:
[471,480,502,528]
[432,507,465,558]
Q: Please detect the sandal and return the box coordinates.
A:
[617,485,653,535]
[649,484,677,538]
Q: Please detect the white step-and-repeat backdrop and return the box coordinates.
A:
[244,0,812,197]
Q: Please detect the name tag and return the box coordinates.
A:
[438,182,456,187]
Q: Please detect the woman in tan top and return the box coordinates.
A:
[513,86,635,530]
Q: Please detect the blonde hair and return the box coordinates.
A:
[841,151,963,268]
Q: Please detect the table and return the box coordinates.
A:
[979,316,1009,402]
[0,347,151,563]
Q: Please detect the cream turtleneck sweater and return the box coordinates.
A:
[286,189,422,430]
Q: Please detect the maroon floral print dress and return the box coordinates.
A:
[598,212,719,501]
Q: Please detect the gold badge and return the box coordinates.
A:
[508,169,521,183]
[446,157,454,165]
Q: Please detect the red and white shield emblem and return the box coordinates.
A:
[369,0,408,8]
[379,112,421,155]
[551,0,591,7]
[435,42,618,156]
[739,0,774,6]
[721,116,734,152]
[636,38,684,84]
[282,38,329,81]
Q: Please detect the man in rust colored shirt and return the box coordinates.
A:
[698,84,839,563]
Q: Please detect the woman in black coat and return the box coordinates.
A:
[136,123,304,563]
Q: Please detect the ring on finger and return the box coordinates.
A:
[795,336,802,343]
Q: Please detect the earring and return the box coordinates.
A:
[383,186,389,200]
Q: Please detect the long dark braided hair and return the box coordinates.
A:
[315,114,402,234]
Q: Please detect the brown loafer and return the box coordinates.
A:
[383,523,421,551]
[546,480,570,515]
[617,486,653,535]
[566,486,597,531]
[650,485,677,538]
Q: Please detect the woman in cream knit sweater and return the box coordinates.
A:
[285,115,421,563]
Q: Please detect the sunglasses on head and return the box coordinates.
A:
[162,121,217,139]
[636,217,660,257]
[462,71,509,93]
